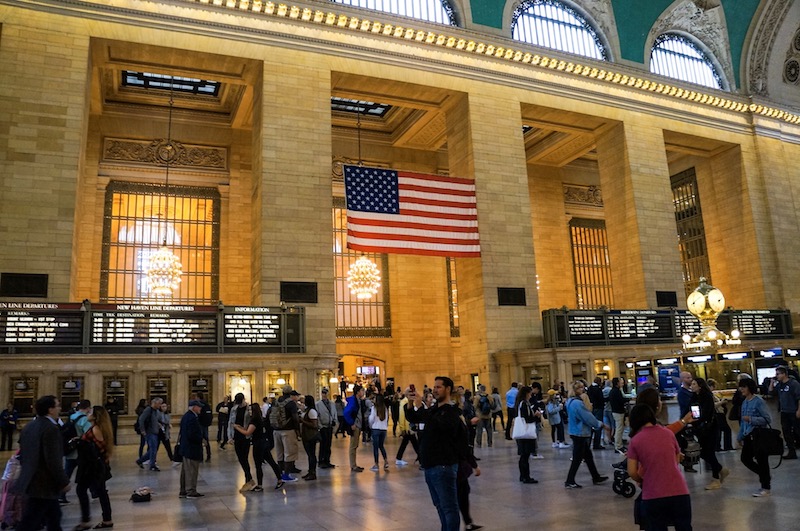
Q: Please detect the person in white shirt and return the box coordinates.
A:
[368,394,390,471]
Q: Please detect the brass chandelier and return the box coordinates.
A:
[145,77,183,299]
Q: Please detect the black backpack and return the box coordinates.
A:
[199,402,213,428]
[61,413,86,454]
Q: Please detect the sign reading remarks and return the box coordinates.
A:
[0,302,83,345]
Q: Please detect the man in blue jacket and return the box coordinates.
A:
[179,400,205,499]
[769,366,800,459]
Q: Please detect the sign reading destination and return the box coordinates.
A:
[543,308,792,348]
[223,307,281,345]
[0,302,83,345]
[90,304,217,345]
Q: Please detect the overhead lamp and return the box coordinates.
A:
[145,76,182,299]
[347,255,381,300]
[602,364,611,372]
[276,373,287,386]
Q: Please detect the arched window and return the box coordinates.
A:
[330,0,457,26]
[650,33,723,90]
[512,0,608,61]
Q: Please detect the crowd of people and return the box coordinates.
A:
[1,365,799,531]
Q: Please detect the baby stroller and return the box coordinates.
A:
[1,454,22,530]
[611,466,636,498]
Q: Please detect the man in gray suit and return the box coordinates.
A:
[15,395,70,531]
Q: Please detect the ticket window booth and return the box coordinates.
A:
[147,376,171,405]
[682,355,713,381]
[104,376,129,415]
[58,376,84,412]
[10,377,38,418]
[571,362,587,381]
[190,375,213,407]
[229,373,253,403]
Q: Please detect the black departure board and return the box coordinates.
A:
[0,302,83,345]
[90,304,217,345]
[544,308,792,347]
[223,307,281,344]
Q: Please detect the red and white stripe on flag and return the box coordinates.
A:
[344,165,481,257]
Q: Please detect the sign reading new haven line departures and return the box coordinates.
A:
[0,302,304,353]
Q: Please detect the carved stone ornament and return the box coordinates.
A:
[783,27,800,85]
[331,156,388,181]
[563,184,603,207]
[747,0,793,96]
[649,0,734,90]
[103,138,227,170]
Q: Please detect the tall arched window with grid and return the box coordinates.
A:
[511,0,608,61]
[650,33,724,90]
[330,0,458,26]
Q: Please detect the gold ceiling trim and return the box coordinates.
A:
[180,0,800,125]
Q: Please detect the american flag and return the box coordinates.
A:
[344,165,481,257]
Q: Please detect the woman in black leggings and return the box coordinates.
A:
[691,378,728,490]
[230,393,255,493]
[235,403,285,490]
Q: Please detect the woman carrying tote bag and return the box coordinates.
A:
[512,386,539,484]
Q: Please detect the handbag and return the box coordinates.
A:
[173,441,183,462]
[301,411,321,442]
[511,403,537,440]
[751,425,784,457]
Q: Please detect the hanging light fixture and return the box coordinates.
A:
[344,106,381,300]
[145,76,183,299]
[276,373,287,386]
[348,255,381,299]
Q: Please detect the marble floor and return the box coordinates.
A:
[2,429,796,530]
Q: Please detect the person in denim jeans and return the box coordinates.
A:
[136,398,163,471]
[406,376,469,531]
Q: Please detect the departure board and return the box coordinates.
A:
[90,304,217,345]
[543,308,792,347]
[223,307,281,345]
[0,302,83,345]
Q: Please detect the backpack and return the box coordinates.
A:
[61,413,85,454]
[133,419,142,435]
[269,399,290,429]
[479,395,491,415]
[198,403,213,428]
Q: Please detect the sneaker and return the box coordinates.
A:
[239,479,256,493]
[275,480,285,490]
[615,448,627,455]
[531,454,544,459]
[58,498,70,505]
[558,443,571,449]
[370,465,379,472]
[187,492,205,499]
[395,459,408,466]
[593,476,609,485]
[752,489,771,497]
[281,473,298,482]
[135,461,144,470]
[565,482,583,489]
[179,492,187,498]
[705,479,722,490]
[552,442,559,448]
[150,466,161,472]
[465,524,484,530]
[720,468,730,483]
[352,466,364,472]
[252,486,264,492]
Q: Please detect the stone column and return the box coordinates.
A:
[0,20,90,299]
[596,122,684,307]
[444,91,539,383]
[258,53,335,358]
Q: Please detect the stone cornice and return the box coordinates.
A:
[4,0,800,138]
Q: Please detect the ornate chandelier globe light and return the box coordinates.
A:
[347,255,381,300]
[145,76,183,299]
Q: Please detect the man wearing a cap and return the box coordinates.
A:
[316,388,337,469]
[179,400,205,499]
[273,385,302,477]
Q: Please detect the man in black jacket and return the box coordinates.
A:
[586,377,606,450]
[406,376,469,531]
[15,395,70,531]
[179,400,205,499]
